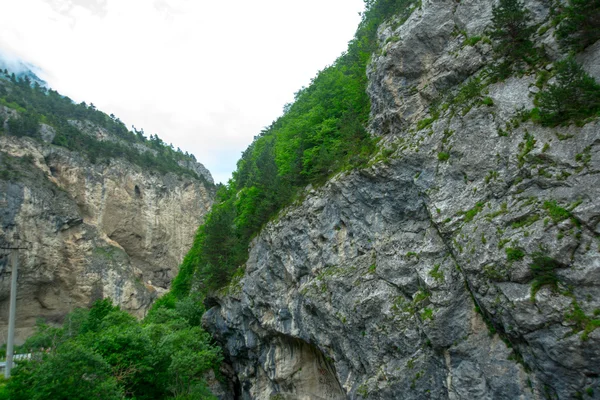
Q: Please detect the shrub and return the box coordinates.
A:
[529,254,562,299]
[505,247,525,261]
[537,57,600,126]
[565,301,600,340]
[542,200,571,223]
[6,343,124,400]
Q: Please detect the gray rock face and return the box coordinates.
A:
[204,0,600,399]
[0,132,214,343]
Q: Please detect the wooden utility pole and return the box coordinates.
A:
[4,249,18,378]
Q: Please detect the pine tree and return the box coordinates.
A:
[555,0,600,51]
[537,57,600,126]
[490,0,535,62]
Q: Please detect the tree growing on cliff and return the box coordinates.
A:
[490,0,536,77]
[536,57,600,126]
[555,0,600,52]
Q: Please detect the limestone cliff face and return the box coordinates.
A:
[0,125,213,342]
[203,1,600,399]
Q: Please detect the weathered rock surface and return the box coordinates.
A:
[0,128,213,343]
[204,0,600,399]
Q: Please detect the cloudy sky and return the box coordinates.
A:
[0,0,365,183]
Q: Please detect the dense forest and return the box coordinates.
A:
[0,70,210,184]
[163,0,424,304]
[159,0,600,305]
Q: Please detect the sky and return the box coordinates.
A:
[0,0,365,184]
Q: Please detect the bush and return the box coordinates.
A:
[537,57,600,126]
[529,254,561,298]
[5,298,221,400]
[6,343,124,400]
[505,247,525,261]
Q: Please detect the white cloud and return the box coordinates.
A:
[0,0,364,183]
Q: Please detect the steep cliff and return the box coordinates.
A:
[203,0,600,399]
[0,83,214,342]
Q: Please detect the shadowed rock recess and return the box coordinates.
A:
[0,120,214,343]
[203,0,600,399]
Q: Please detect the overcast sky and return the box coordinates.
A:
[0,0,365,184]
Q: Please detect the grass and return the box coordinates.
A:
[462,202,485,223]
[417,117,435,130]
[517,132,536,167]
[565,301,600,341]
[464,35,482,46]
[505,247,525,262]
[511,214,540,229]
[543,200,570,223]
[420,308,434,320]
[429,264,444,282]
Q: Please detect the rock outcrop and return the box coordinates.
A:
[203,1,600,398]
[0,121,214,343]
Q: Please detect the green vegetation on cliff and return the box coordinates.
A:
[161,0,421,299]
[0,72,209,183]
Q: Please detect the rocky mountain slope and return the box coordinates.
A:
[202,0,600,398]
[0,81,214,343]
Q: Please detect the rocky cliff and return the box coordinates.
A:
[203,0,600,398]
[0,106,214,343]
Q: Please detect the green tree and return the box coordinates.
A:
[8,298,221,399]
[537,57,600,125]
[167,0,414,295]
[490,0,535,77]
[555,0,600,52]
[6,343,124,400]
[7,111,39,137]
[160,327,221,399]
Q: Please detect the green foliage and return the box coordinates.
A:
[537,57,600,126]
[482,97,494,106]
[437,151,450,162]
[462,202,485,223]
[464,36,483,46]
[564,300,600,340]
[6,342,123,400]
[417,117,435,130]
[490,0,535,62]
[4,299,221,400]
[511,214,540,229]
[543,200,571,223]
[554,0,600,52]
[505,247,525,261]
[429,264,444,282]
[0,73,207,183]
[171,0,419,294]
[517,131,536,167]
[529,254,561,299]
[7,110,40,137]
